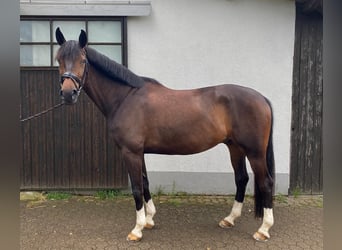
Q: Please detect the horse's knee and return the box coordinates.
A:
[132,188,143,200]
[236,173,249,187]
[235,172,249,202]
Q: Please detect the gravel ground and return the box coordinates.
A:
[20,194,323,250]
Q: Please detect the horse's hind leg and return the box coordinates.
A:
[219,144,248,228]
[248,155,274,242]
[142,157,156,229]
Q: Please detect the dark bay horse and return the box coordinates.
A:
[55,28,275,242]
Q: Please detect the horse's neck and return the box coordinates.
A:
[84,65,133,117]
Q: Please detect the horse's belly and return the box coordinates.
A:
[144,143,216,155]
[144,130,226,155]
[143,90,230,154]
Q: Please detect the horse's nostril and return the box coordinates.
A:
[72,89,78,96]
[60,90,63,96]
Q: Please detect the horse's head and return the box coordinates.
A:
[55,28,88,105]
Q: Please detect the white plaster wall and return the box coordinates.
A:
[127,0,295,190]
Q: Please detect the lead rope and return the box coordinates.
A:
[20,102,64,122]
[21,55,88,122]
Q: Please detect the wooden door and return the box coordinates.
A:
[290,6,323,194]
[20,69,128,191]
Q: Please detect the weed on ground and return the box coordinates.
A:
[46,192,72,200]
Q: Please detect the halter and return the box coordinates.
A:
[20,59,89,122]
[60,59,88,96]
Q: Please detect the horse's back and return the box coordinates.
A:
[141,81,271,135]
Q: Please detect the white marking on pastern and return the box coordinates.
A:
[257,208,274,239]
[145,199,156,227]
[131,207,146,238]
[223,200,243,226]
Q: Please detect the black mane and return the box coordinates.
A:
[85,47,145,88]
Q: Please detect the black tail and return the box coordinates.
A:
[254,98,275,218]
[265,98,275,183]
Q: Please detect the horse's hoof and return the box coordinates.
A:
[126,233,142,242]
[219,219,234,228]
[144,223,154,229]
[253,231,269,242]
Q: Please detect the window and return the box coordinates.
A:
[20,17,127,67]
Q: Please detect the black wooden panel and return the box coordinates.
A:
[20,69,127,190]
[290,7,323,194]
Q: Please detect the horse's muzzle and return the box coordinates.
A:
[60,89,79,105]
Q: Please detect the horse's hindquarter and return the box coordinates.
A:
[142,84,232,154]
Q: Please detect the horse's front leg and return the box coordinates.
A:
[142,157,156,229]
[122,149,146,242]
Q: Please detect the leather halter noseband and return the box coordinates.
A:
[60,59,88,96]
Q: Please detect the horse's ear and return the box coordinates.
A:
[55,27,66,45]
[79,29,87,48]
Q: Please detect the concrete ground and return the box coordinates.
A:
[20,193,323,250]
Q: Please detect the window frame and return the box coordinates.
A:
[20,16,128,69]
